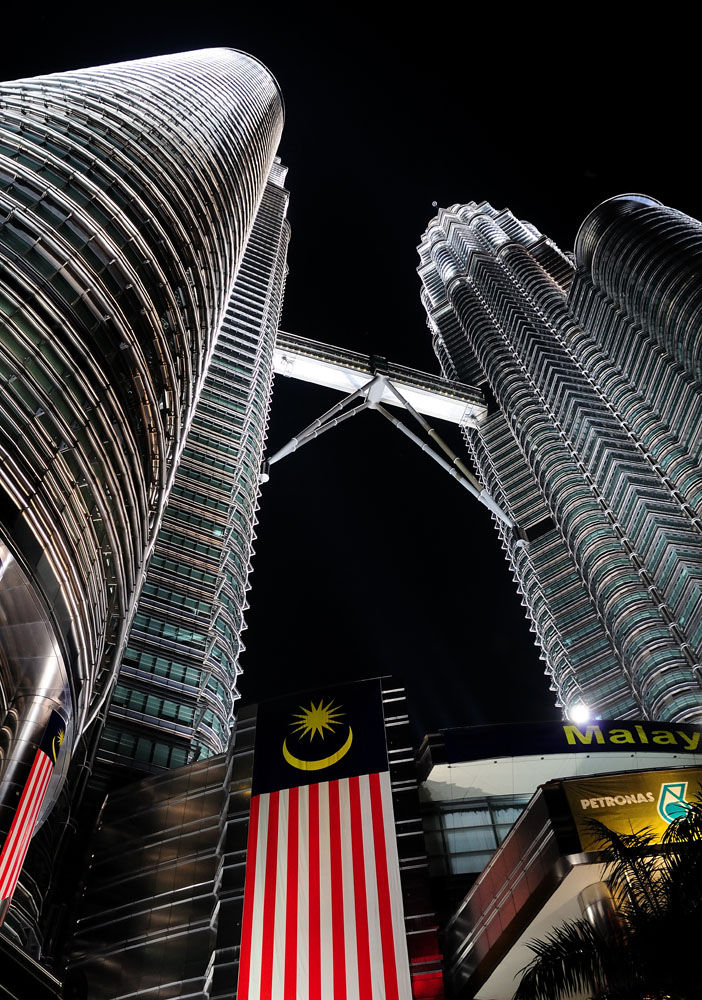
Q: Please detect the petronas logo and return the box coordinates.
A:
[657,782,691,823]
[282,699,353,772]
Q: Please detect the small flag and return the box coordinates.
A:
[238,680,413,999]
[0,710,66,908]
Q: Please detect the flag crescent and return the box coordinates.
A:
[282,727,354,771]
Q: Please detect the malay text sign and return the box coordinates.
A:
[443,720,702,764]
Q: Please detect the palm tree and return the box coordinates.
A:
[513,795,702,1000]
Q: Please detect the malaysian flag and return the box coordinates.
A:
[0,710,66,910]
[238,680,413,999]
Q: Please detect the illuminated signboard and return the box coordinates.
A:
[443,720,702,764]
[564,767,702,851]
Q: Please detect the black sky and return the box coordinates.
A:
[5,5,698,741]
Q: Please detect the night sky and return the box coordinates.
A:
[5,7,697,741]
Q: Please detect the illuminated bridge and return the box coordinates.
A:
[268,331,515,528]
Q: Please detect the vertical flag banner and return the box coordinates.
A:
[0,709,66,912]
[238,679,413,999]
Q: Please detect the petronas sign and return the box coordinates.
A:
[565,767,702,850]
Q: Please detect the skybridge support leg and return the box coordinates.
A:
[373,404,515,529]
[263,380,379,476]
[261,374,519,533]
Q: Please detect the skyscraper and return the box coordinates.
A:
[0,47,283,937]
[97,159,290,784]
[418,196,702,723]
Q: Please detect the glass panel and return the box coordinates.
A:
[443,807,490,829]
[446,827,496,854]
[450,851,495,875]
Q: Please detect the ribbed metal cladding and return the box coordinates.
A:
[96,162,290,781]
[418,200,702,723]
[569,196,702,516]
[575,194,702,383]
[0,53,285,939]
[64,683,440,1000]
[0,48,283,777]
[64,715,256,1000]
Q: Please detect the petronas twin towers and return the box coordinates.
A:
[418,198,702,723]
[1,43,702,981]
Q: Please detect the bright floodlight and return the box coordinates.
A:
[569,703,591,725]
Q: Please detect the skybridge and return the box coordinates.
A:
[267,332,517,531]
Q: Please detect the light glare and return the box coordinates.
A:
[569,703,591,725]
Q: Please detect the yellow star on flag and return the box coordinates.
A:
[291,699,344,741]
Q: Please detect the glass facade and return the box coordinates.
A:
[97,162,290,782]
[64,711,257,1000]
[418,199,702,722]
[424,795,530,877]
[0,48,283,947]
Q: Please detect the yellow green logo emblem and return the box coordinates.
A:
[657,782,691,823]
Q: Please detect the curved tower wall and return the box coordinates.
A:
[0,49,283,832]
[574,194,702,386]
[569,196,702,513]
[418,200,702,723]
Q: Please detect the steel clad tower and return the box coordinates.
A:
[0,49,283,931]
[418,197,702,723]
[97,160,290,781]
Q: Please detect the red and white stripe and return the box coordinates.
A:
[0,747,54,902]
[238,771,412,999]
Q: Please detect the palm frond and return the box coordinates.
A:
[514,791,702,1000]
[514,919,617,1000]
[663,791,702,847]
[584,818,667,919]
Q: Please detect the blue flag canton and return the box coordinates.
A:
[252,679,388,796]
[38,710,67,765]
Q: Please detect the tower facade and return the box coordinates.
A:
[97,160,290,782]
[418,196,702,723]
[0,48,283,935]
